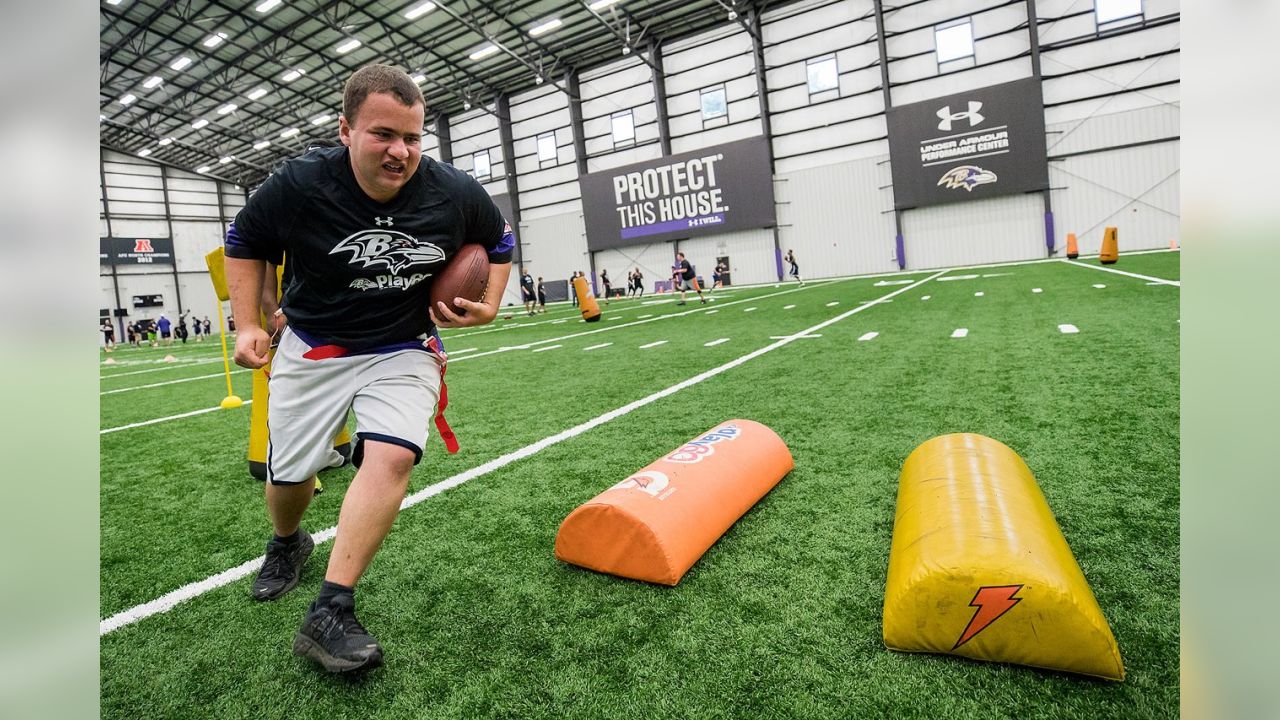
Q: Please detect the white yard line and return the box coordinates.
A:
[705,309,718,314]
[99,269,945,637]
[532,344,562,353]
[639,340,668,349]
[583,343,612,351]
[1058,324,1080,334]
[974,292,985,297]
[784,304,795,310]
[858,332,879,341]
[1064,259,1180,286]
[743,307,756,313]
[921,295,931,300]
[1032,288,1042,293]
[101,370,248,396]
[100,401,253,435]
[951,328,969,338]
[704,338,730,347]
[826,301,839,307]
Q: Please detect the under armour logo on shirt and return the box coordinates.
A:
[374,216,394,227]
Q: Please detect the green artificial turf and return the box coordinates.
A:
[100,253,1180,719]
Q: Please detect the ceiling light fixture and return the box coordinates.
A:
[335,38,362,54]
[138,148,152,157]
[159,137,174,146]
[142,76,163,89]
[529,18,562,36]
[219,156,234,164]
[118,93,137,105]
[253,140,271,150]
[170,56,193,71]
[404,1,436,19]
[191,118,209,129]
[217,103,238,115]
[588,0,620,10]
[202,32,228,48]
[310,114,332,125]
[196,166,211,174]
[280,127,300,138]
[411,73,426,84]
[282,68,306,82]
[246,87,269,101]
[469,44,499,61]
[254,0,282,12]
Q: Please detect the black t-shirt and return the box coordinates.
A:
[226,147,513,348]
[520,273,535,293]
[678,259,695,281]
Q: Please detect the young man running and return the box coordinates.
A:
[225,64,513,675]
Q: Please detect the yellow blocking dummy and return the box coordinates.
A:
[1100,226,1119,264]
[555,420,793,585]
[572,275,601,322]
[883,434,1124,680]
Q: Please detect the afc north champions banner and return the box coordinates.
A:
[887,77,1049,210]
[579,136,776,252]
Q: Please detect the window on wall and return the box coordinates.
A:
[935,21,975,64]
[537,132,557,165]
[700,86,727,121]
[473,149,490,179]
[611,110,635,147]
[806,55,838,95]
[1095,0,1142,27]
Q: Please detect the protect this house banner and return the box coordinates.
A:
[887,77,1050,210]
[579,136,777,251]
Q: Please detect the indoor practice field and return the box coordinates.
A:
[99,250,1179,719]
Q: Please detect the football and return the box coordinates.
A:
[430,244,490,317]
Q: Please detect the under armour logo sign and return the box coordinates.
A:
[936,101,984,131]
[374,216,394,227]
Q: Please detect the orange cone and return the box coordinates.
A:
[1100,227,1119,264]
[1170,238,1179,250]
[1066,233,1078,260]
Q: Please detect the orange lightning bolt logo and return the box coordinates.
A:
[953,584,1024,650]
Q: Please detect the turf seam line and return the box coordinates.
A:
[101,369,250,395]
[1062,259,1180,286]
[98,269,944,637]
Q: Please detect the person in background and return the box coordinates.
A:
[673,252,706,306]
[203,317,212,337]
[632,268,644,298]
[570,271,580,307]
[147,319,158,347]
[536,276,547,314]
[520,268,537,316]
[177,313,190,344]
[600,268,611,304]
[157,314,173,346]
[101,319,115,352]
[193,315,204,342]
[785,249,804,285]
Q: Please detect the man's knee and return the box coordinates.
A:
[358,437,418,479]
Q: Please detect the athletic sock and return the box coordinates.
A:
[315,580,355,607]
[273,528,303,545]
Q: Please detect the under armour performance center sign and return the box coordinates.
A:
[886,77,1049,210]
[579,136,777,251]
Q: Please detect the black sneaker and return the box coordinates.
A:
[293,595,384,674]
[251,531,314,601]
[676,301,687,306]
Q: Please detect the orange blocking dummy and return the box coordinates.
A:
[1099,226,1119,264]
[883,434,1124,680]
[555,419,793,585]
[1065,233,1079,260]
[572,275,601,322]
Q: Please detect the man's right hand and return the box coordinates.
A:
[233,325,272,369]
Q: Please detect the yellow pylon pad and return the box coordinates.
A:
[204,247,230,302]
[883,434,1124,680]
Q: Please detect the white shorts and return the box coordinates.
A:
[266,327,442,485]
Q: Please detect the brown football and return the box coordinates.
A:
[430,244,490,317]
